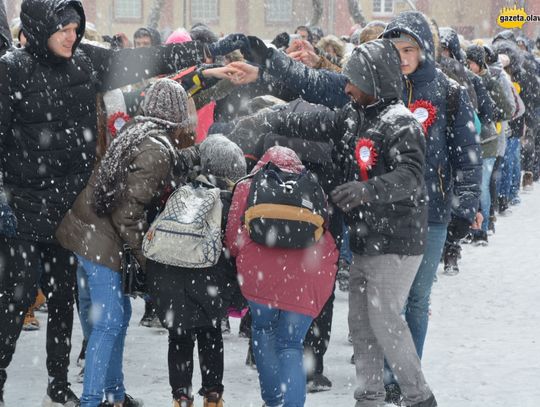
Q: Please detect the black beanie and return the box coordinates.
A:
[56,5,81,30]
[466,45,486,69]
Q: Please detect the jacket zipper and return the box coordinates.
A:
[437,166,446,199]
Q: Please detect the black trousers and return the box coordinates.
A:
[304,289,335,376]
[0,238,77,381]
[168,326,224,399]
[490,156,504,214]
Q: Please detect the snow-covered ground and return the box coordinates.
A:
[4,187,540,407]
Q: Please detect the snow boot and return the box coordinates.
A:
[522,171,534,191]
[139,301,161,328]
[306,373,332,392]
[42,380,79,407]
[173,396,194,407]
[336,259,350,292]
[384,383,402,406]
[443,245,460,276]
[98,394,143,406]
[203,392,223,407]
[472,231,488,246]
[406,394,437,407]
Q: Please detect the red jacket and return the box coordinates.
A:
[225,146,338,318]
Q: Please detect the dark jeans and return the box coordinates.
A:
[168,326,224,399]
[304,289,335,377]
[0,238,77,381]
[490,156,504,214]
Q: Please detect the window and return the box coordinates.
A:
[191,0,219,22]
[265,0,292,23]
[114,0,142,20]
[373,0,393,14]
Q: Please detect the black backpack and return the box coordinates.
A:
[243,162,328,249]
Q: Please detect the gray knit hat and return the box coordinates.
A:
[200,134,247,182]
[142,78,191,129]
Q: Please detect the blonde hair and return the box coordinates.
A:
[317,35,346,60]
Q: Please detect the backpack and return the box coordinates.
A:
[242,162,328,249]
[142,176,223,268]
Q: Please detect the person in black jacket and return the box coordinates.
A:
[0,0,229,405]
[146,135,246,407]
[231,39,436,407]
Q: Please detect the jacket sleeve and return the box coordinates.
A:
[193,79,236,109]
[263,49,349,109]
[80,42,207,92]
[224,181,250,258]
[0,61,12,194]
[110,147,171,269]
[360,119,426,204]
[472,75,494,124]
[491,73,515,122]
[448,87,483,222]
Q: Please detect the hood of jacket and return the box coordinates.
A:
[343,39,403,102]
[382,11,436,84]
[20,0,85,63]
[251,146,305,174]
[493,39,524,76]
[493,30,516,44]
[439,27,464,63]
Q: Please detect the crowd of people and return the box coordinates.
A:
[0,0,539,407]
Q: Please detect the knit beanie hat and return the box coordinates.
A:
[200,134,247,182]
[466,44,486,69]
[166,29,192,44]
[142,78,191,129]
[56,5,81,31]
[190,23,218,44]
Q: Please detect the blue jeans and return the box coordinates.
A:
[249,301,313,407]
[480,157,496,232]
[77,264,92,341]
[339,220,353,264]
[77,256,132,407]
[500,137,521,201]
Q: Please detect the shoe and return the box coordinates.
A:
[139,302,162,328]
[221,318,231,334]
[173,396,194,407]
[443,244,460,276]
[245,341,256,369]
[407,394,437,407]
[42,380,79,407]
[472,231,488,247]
[522,171,534,191]
[498,196,509,214]
[77,340,87,368]
[306,373,332,393]
[98,394,143,406]
[384,383,402,406]
[23,308,40,331]
[336,259,350,292]
[203,392,223,407]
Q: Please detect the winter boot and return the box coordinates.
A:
[173,396,194,407]
[336,259,350,292]
[203,392,223,407]
[384,383,402,406]
[443,245,460,276]
[522,171,534,191]
[139,301,161,328]
[98,394,143,406]
[472,230,488,247]
[35,288,48,312]
[488,215,496,235]
[22,308,40,331]
[498,196,509,215]
[42,380,79,407]
[245,340,256,368]
[306,373,332,393]
[220,318,231,334]
[407,394,437,407]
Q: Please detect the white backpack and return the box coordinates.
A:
[142,178,223,268]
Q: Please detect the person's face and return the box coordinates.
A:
[468,59,481,74]
[134,35,152,48]
[47,23,78,58]
[297,29,309,42]
[345,82,376,107]
[19,31,27,47]
[325,45,337,57]
[394,41,421,75]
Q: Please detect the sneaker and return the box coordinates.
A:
[522,171,534,191]
[203,392,223,407]
[472,231,488,246]
[98,394,143,406]
[173,396,194,407]
[23,309,40,331]
[407,394,437,407]
[384,383,402,406]
[42,380,79,407]
[221,318,231,335]
[139,302,162,328]
[336,259,350,292]
[306,373,332,393]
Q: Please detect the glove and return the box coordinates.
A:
[446,216,471,242]
[246,36,272,67]
[330,181,370,212]
[0,203,17,238]
[207,33,249,58]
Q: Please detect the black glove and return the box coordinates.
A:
[446,216,471,242]
[246,36,272,67]
[0,203,17,238]
[330,181,369,212]
[207,33,249,58]
[270,32,290,49]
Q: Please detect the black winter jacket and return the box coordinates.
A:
[0,0,206,242]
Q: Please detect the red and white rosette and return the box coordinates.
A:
[409,100,437,134]
[355,138,378,181]
[107,112,131,138]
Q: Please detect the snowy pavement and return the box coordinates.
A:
[4,186,540,407]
